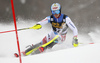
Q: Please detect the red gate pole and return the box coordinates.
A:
[11,0,22,63]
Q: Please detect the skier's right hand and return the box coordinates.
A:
[30,24,42,30]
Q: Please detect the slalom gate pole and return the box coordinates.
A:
[0,30,15,34]
[11,0,22,63]
[0,27,31,34]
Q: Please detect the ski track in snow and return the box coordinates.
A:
[0,20,100,61]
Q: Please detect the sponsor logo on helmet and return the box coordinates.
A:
[54,4,57,6]
[51,3,60,11]
[53,7,58,9]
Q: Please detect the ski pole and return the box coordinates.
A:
[0,27,32,34]
[78,42,94,44]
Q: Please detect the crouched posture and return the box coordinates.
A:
[16,3,78,57]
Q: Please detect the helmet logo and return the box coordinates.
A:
[53,7,58,9]
[54,4,57,6]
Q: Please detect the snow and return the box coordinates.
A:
[20,0,26,4]
[0,20,100,63]
[0,43,100,63]
[23,43,100,63]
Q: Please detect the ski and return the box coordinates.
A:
[14,35,59,57]
[25,35,59,55]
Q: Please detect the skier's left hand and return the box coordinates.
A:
[72,36,78,47]
[30,24,42,30]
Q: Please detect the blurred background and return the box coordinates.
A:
[0,0,100,33]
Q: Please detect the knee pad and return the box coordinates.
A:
[61,35,66,41]
[41,36,47,44]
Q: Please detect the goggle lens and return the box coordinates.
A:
[52,10,60,14]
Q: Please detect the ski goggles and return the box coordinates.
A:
[52,10,60,14]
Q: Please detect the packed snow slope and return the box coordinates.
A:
[0,43,100,63]
[0,20,100,63]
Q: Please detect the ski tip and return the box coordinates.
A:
[14,53,19,58]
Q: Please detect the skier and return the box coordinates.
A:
[14,3,78,57]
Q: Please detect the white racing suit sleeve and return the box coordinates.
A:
[66,17,78,37]
[37,17,50,26]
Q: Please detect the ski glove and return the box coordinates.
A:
[72,37,78,47]
[30,24,42,29]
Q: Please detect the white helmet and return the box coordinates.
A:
[51,3,61,14]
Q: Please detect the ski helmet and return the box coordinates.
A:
[51,3,61,14]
